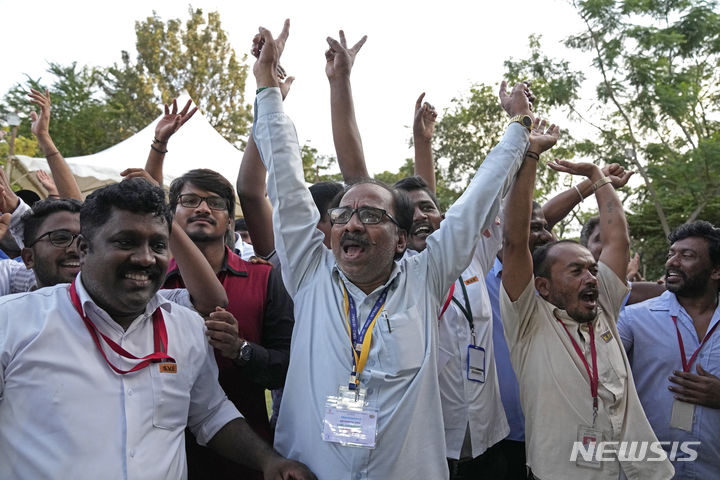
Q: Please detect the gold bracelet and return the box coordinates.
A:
[573,185,584,202]
[591,176,612,192]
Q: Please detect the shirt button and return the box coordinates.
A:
[129,449,135,458]
[355,473,362,480]
[127,389,133,396]
[367,388,374,395]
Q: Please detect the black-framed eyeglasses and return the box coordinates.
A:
[327,206,399,226]
[178,193,228,211]
[27,229,80,248]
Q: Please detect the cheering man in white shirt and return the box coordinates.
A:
[0,178,315,480]
[251,20,536,479]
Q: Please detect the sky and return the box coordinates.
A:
[1,0,595,176]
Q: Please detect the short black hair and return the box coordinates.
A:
[81,178,171,240]
[580,216,600,247]
[168,169,236,219]
[309,181,344,220]
[394,176,440,210]
[22,198,83,246]
[234,218,248,231]
[532,239,582,278]
[668,220,720,266]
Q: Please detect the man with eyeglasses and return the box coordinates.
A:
[250,22,536,479]
[0,198,81,295]
[164,168,294,480]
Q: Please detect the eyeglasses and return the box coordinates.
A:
[27,229,80,248]
[178,193,228,211]
[327,206,399,226]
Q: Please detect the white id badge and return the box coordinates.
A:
[670,399,695,431]
[575,425,604,469]
[467,345,485,383]
[322,386,378,448]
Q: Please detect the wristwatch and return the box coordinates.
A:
[508,114,533,131]
[236,340,253,365]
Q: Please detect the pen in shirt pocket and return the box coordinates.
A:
[383,312,392,333]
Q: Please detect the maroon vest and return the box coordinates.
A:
[164,247,271,480]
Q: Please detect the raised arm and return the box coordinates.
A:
[542,163,634,229]
[548,159,630,282]
[28,89,82,200]
[501,117,560,301]
[325,31,369,182]
[413,92,438,192]
[237,64,295,259]
[144,99,198,185]
[35,170,59,198]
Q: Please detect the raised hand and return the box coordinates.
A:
[499,81,533,118]
[325,30,367,81]
[154,98,198,144]
[28,89,52,139]
[413,93,437,142]
[35,170,59,196]
[528,118,560,154]
[602,163,634,188]
[253,19,290,89]
[0,168,19,213]
[120,168,160,187]
[547,158,602,180]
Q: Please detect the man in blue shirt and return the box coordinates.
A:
[618,220,720,478]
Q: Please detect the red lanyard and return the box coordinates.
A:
[556,315,599,419]
[672,315,718,372]
[438,283,455,319]
[69,280,174,374]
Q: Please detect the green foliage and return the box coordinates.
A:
[2,63,114,157]
[301,145,342,183]
[122,7,252,146]
[565,0,720,278]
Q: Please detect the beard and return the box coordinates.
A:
[666,268,712,297]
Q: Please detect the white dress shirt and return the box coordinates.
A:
[0,274,241,480]
[438,222,509,459]
[253,87,528,480]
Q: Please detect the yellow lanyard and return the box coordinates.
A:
[340,278,388,389]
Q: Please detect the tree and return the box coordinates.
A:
[2,63,114,157]
[301,145,342,183]
[564,0,720,279]
[115,7,253,146]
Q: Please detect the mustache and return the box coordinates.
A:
[340,232,370,246]
[189,214,216,225]
[579,285,598,297]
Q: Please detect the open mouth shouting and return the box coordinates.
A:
[340,233,370,261]
[579,286,599,310]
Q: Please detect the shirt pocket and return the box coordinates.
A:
[150,362,191,430]
[381,306,426,375]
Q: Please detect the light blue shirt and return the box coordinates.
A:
[618,290,720,479]
[253,87,528,480]
[486,257,526,441]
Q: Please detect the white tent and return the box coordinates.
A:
[11,97,244,198]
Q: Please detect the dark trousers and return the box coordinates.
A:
[448,439,527,480]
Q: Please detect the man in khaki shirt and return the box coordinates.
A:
[499,148,674,479]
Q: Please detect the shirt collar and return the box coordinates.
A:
[333,262,401,301]
[75,272,173,330]
[491,257,503,278]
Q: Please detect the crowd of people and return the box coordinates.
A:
[0,20,718,480]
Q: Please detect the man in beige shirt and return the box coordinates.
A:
[499,148,674,479]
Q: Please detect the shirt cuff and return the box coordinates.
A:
[193,400,244,447]
[254,87,283,119]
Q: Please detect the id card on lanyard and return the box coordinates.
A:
[450,275,486,383]
[556,314,603,469]
[669,315,719,431]
[322,279,385,448]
